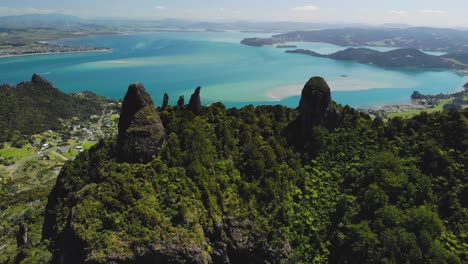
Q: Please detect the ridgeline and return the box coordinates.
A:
[4,76,467,264]
[0,74,115,142]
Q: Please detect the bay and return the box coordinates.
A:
[0,31,466,108]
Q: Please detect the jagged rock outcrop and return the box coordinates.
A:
[188,87,202,115]
[162,93,169,110]
[31,73,51,85]
[286,77,340,154]
[118,83,166,163]
[177,95,185,108]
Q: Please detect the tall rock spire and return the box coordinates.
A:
[162,93,169,110]
[298,77,333,137]
[285,77,340,154]
[117,83,166,163]
[188,86,202,115]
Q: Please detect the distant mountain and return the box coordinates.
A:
[242,27,468,54]
[286,48,468,70]
[0,14,83,29]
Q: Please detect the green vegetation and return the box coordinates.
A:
[286,48,468,71]
[0,75,116,143]
[0,143,35,159]
[387,99,453,118]
[82,141,98,150]
[251,27,468,54]
[33,100,467,263]
[0,76,466,263]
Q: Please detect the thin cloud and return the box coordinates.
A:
[154,6,166,10]
[292,5,320,12]
[0,6,57,15]
[420,9,445,14]
[389,10,408,16]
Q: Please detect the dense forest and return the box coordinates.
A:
[8,77,468,264]
[0,74,114,142]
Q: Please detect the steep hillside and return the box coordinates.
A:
[0,74,114,141]
[21,77,468,264]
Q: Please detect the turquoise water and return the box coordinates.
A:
[0,31,465,108]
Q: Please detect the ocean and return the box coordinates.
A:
[0,31,466,108]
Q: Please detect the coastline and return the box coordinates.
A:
[0,48,112,59]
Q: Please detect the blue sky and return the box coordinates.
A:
[1,0,467,27]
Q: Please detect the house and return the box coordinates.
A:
[57,146,69,154]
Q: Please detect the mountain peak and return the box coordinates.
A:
[31,73,51,86]
[299,77,332,124]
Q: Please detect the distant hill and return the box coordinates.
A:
[286,48,468,70]
[242,27,468,54]
[0,74,114,141]
[0,14,84,29]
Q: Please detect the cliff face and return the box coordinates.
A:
[118,83,166,163]
[286,77,340,154]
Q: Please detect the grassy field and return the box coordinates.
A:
[387,99,452,119]
[82,141,98,150]
[0,144,35,159]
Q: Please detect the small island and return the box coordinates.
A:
[0,42,112,57]
[240,37,274,47]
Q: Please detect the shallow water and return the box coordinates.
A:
[0,31,465,108]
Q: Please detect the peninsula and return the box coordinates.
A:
[0,43,112,57]
[241,27,468,53]
[285,48,468,70]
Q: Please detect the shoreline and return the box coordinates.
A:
[0,49,112,59]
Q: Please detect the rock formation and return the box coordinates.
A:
[162,93,169,110]
[286,77,340,153]
[177,95,185,108]
[117,83,166,163]
[31,73,51,85]
[188,86,202,115]
[299,77,332,131]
